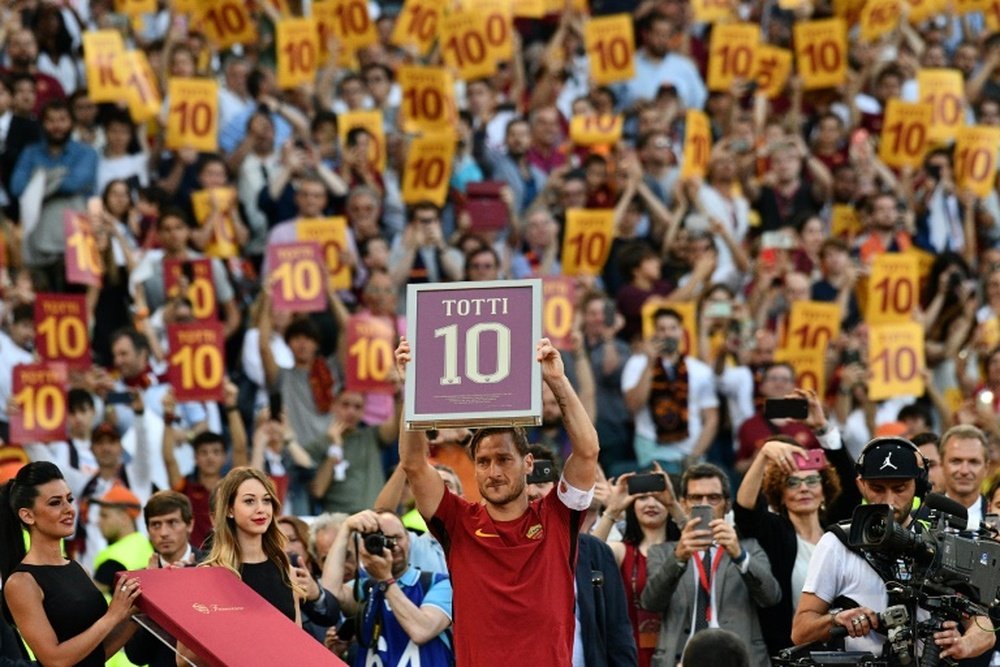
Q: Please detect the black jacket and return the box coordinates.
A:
[575,534,637,667]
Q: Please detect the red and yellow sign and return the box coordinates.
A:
[440,11,496,81]
[164,258,218,321]
[878,100,931,169]
[793,19,847,90]
[569,114,624,146]
[868,323,925,401]
[398,66,457,133]
[323,0,377,54]
[707,23,759,92]
[267,242,327,313]
[784,301,841,354]
[465,0,513,62]
[954,125,1000,198]
[337,109,386,171]
[11,363,68,444]
[296,217,352,291]
[191,187,240,258]
[562,209,614,276]
[116,0,156,15]
[346,314,396,393]
[681,110,712,179]
[168,322,226,402]
[584,14,635,85]
[831,204,861,238]
[122,50,161,123]
[542,277,577,351]
[917,69,965,145]
[903,0,946,23]
[277,18,321,89]
[859,0,901,43]
[755,46,793,99]
[64,211,102,287]
[195,0,257,49]
[35,295,90,369]
[866,253,918,325]
[166,78,218,152]
[774,348,827,399]
[83,31,126,103]
[691,0,735,23]
[402,134,454,206]
[390,0,441,55]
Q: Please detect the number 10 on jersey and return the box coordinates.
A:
[405,280,542,429]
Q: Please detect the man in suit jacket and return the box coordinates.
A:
[640,463,780,666]
[576,533,637,667]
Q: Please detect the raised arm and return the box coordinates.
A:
[539,337,599,490]
[161,390,184,491]
[223,379,248,468]
[395,338,446,519]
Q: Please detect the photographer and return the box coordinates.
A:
[321,509,453,666]
[791,437,995,662]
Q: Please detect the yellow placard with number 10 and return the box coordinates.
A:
[402,135,454,207]
[277,18,320,89]
[584,14,635,85]
[878,100,931,169]
[83,31,125,103]
[794,19,847,90]
[868,323,925,401]
[955,125,1000,198]
[784,301,841,354]
[681,110,712,179]
[166,78,218,152]
[707,23,759,92]
[562,209,614,277]
[866,254,918,325]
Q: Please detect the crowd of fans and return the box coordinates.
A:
[1,0,1000,663]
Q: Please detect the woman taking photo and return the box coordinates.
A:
[0,462,141,667]
[594,469,682,667]
[735,425,843,657]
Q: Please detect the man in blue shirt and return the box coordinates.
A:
[323,510,454,667]
[10,98,98,290]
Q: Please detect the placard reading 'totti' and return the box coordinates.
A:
[405,280,542,429]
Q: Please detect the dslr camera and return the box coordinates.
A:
[362,531,398,555]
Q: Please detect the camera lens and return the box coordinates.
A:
[863,516,887,544]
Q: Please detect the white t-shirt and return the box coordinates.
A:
[802,532,887,655]
[621,354,718,458]
[791,534,817,612]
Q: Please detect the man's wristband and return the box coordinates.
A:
[326,444,344,460]
[732,548,748,565]
[814,422,832,436]
[377,577,396,592]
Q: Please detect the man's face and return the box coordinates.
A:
[7,30,38,68]
[376,514,410,578]
[474,433,532,507]
[560,178,587,210]
[761,365,795,400]
[199,161,228,189]
[466,250,499,281]
[653,314,683,346]
[67,405,95,439]
[466,81,493,115]
[12,81,35,115]
[295,183,327,218]
[42,109,73,146]
[333,391,365,428]
[858,478,917,525]
[916,443,943,493]
[526,479,555,503]
[98,506,129,542]
[287,333,319,365]
[9,319,33,348]
[524,212,556,247]
[195,442,226,477]
[642,19,672,58]
[112,337,145,379]
[941,437,986,501]
[506,122,531,155]
[530,108,561,148]
[771,147,802,183]
[682,476,727,520]
[870,196,897,230]
[91,437,123,468]
[362,273,396,314]
[979,101,1000,126]
[158,215,190,253]
[147,509,193,561]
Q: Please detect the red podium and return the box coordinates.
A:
[122,567,345,666]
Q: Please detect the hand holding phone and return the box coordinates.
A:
[793,449,828,471]
[764,398,809,420]
[627,473,666,496]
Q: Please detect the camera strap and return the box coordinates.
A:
[828,521,902,585]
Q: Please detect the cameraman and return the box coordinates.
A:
[791,437,995,662]
[321,509,453,666]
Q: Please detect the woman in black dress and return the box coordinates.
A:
[0,462,142,666]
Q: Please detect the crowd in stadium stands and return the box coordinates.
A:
[1,0,1000,664]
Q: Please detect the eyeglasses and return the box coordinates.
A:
[469,262,496,270]
[415,217,437,224]
[685,493,725,505]
[785,474,822,489]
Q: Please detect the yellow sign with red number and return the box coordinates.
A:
[774,348,827,399]
[681,110,712,180]
[794,19,847,90]
[755,46,793,99]
[195,0,257,49]
[398,66,457,133]
[954,125,1000,198]
[296,217,352,291]
[116,0,156,15]
[562,209,614,277]
[868,323,925,401]
[903,0,945,23]
[917,69,965,145]
[166,78,218,152]
[641,298,698,358]
[569,115,624,146]
[954,0,988,14]
[784,301,841,354]
[322,0,376,54]
[866,254,918,325]
[691,0,735,23]
[831,204,862,238]
[986,0,1000,30]
[402,134,454,207]
[64,212,102,287]
[584,14,635,85]
[859,0,900,43]
[466,0,513,62]
[390,0,441,55]
[338,109,386,171]
[122,50,161,123]
[708,23,759,92]
[878,100,932,169]
[83,31,126,103]
[542,277,577,352]
[276,18,320,89]
[440,11,496,81]
[164,258,218,321]
[191,188,239,258]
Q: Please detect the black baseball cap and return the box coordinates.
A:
[858,437,922,480]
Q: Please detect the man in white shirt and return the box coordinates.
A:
[0,304,35,441]
[620,14,707,114]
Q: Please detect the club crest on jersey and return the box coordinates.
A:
[526,524,543,540]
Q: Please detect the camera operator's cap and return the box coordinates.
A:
[95,485,143,519]
[858,437,922,480]
[91,421,121,443]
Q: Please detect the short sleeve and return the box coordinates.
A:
[420,576,453,620]
[429,487,463,537]
[802,532,842,602]
[621,354,648,393]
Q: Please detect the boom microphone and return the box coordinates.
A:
[923,493,968,530]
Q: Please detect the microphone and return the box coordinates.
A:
[923,493,968,530]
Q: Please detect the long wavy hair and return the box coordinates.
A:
[201,467,296,591]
